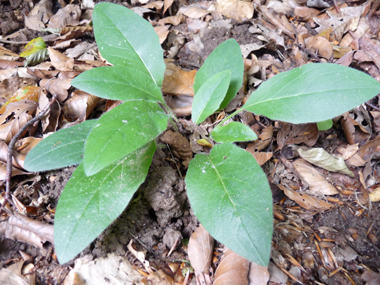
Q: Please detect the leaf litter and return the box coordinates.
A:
[1,0,380,284]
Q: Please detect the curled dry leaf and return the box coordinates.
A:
[0,259,35,285]
[249,152,273,166]
[160,130,192,166]
[0,100,37,144]
[0,77,37,102]
[62,90,100,122]
[25,0,53,30]
[158,15,184,26]
[0,211,54,247]
[278,184,334,211]
[178,5,210,18]
[48,4,82,29]
[341,114,370,146]
[358,135,380,162]
[0,140,25,169]
[162,69,196,96]
[188,224,214,277]
[0,86,41,115]
[0,46,21,61]
[369,187,380,202]
[216,0,254,23]
[304,36,333,59]
[48,47,74,72]
[294,7,320,22]
[297,147,354,177]
[277,123,318,149]
[214,248,250,285]
[246,125,273,152]
[335,143,359,160]
[154,25,170,44]
[39,78,72,102]
[293,159,339,196]
[164,95,193,116]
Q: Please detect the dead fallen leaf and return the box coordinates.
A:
[362,270,380,285]
[247,125,273,152]
[39,78,72,102]
[277,123,318,149]
[341,114,370,146]
[178,5,210,18]
[48,47,74,71]
[25,0,53,31]
[293,159,339,196]
[216,0,254,23]
[0,85,41,115]
[154,25,170,44]
[213,248,250,285]
[0,100,37,143]
[305,36,333,59]
[297,147,354,177]
[249,152,273,166]
[0,46,20,61]
[279,184,334,211]
[0,77,37,102]
[188,224,214,277]
[0,259,35,285]
[162,69,196,96]
[358,135,380,162]
[62,90,100,122]
[248,260,270,285]
[48,4,82,29]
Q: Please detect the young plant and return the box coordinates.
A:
[24,2,380,266]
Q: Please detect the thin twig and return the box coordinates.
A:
[1,95,57,212]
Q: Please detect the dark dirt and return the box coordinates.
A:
[1,0,380,285]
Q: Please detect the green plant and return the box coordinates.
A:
[24,2,380,266]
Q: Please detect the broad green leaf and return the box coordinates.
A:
[20,37,46,57]
[194,39,244,109]
[185,143,273,266]
[84,100,168,176]
[243,63,380,124]
[24,120,97,172]
[55,141,156,264]
[317,119,333,131]
[71,66,163,102]
[211,122,258,143]
[192,70,231,124]
[93,3,165,86]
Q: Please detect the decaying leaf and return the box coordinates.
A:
[341,114,370,146]
[248,260,270,285]
[213,248,250,285]
[39,78,72,102]
[0,100,37,143]
[62,90,100,122]
[188,224,214,277]
[358,135,380,162]
[162,69,196,96]
[0,259,35,285]
[277,123,318,149]
[297,147,354,177]
[24,0,53,31]
[0,46,20,61]
[48,47,74,71]
[304,36,333,59]
[0,77,37,102]
[48,4,82,29]
[216,0,254,23]
[279,185,334,211]
[154,25,170,44]
[369,187,380,202]
[246,125,273,152]
[248,151,272,166]
[293,159,339,196]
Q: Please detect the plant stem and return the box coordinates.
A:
[159,101,180,131]
[218,108,243,126]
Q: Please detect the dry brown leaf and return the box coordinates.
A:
[178,5,210,18]
[341,115,370,146]
[48,4,81,29]
[160,130,192,166]
[48,47,74,71]
[297,147,354,177]
[16,137,42,155]
[369,187,380,202]
[61,25,93,35]
[214,248,250,285]
[358,135,380,162]
[0,161,28,180]
[249,152,273,166]
[294,7,320,22]
[188,224,214,276]
[158,15,184,26]
[335,143,359,160]
[0,259,34,285]
[217,0,253,22]
[0,211,54,247]
[248,261,270,285]
[279,185,334,211]
[305,36,333,59]
[164,0,174,14]
[143,1,164,10]
[40,78,72,102]
[0,140,25,169]
[25,0,53,31]
[0,77,37,101]
[277,123,318,149]
[162,69,196,96]
[293,159,339,196]
[362,270,380,285]
[0,100,37,144]
[154,25,170,44]
[0,46,20,61]
[246,125,273,152]
[0,60,24,69]
[62,90,100,122]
